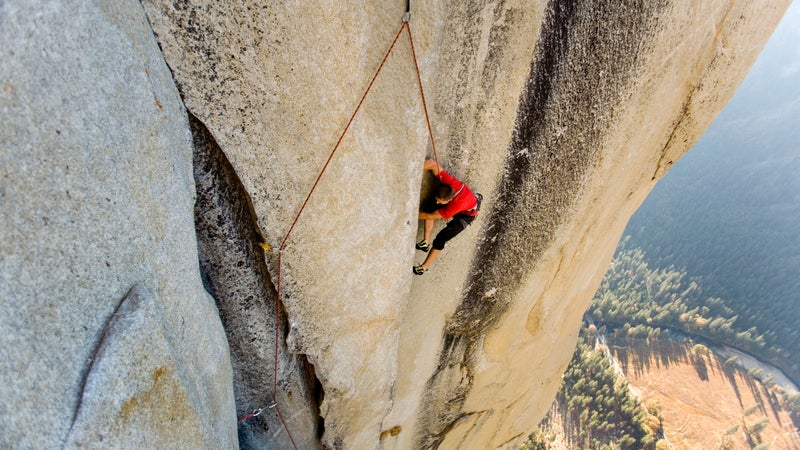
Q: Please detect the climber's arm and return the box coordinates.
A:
[423,158,441,175]
[419,210,443,220]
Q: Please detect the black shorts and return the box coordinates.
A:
[432,213,476,251]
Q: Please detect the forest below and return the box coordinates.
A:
[523,322,800,450]
[589,240,800,386]
[524,248,800,448]
[522,327,666,450]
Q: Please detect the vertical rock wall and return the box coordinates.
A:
[384,3,547,448]
[140,0,788,448]
[142,4,431,447]
[413,1,675,445]
[141,1,546,447]
[1,0,235,448]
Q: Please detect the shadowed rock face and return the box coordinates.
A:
[190,113,323,449]
[1,0,789,449]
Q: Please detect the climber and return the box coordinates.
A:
[413,158,482,275]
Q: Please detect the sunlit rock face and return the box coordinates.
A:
[142,1,546,447]
[411,1,792,447]
[1,0,788,448]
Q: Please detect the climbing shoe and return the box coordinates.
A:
[415,239,430,252]
[413,264,426,275]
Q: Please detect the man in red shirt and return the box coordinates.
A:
[414,158,481,275]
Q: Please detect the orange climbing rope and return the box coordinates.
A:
[406,21,440,166]
[240,14,439,449]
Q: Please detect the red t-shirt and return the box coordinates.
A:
[437,170,478,220]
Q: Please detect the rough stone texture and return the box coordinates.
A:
[141,1,547,447]
[65,286,205,449]
[0,1,235,448]
[190,113,322,449]
[428,1,792,448]
[140,0,789,448]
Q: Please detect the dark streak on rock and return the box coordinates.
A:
[416,1,669,447]
[68,285,143,436]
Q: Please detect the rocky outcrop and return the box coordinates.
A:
[0,1,234,448]
[1,0,789,449]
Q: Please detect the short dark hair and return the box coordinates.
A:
[435,184,454,202]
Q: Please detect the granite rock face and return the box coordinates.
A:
[141,0,788,448]
[141,1,545,447]
[412,1,793,446]
[0,1,235,448]
[64,286,206,449]
[1,0,789,449]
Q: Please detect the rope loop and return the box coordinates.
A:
[237,408,263,422]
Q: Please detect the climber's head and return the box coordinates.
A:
[435,184,454,204]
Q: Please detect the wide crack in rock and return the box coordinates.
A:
[190,113,323,449]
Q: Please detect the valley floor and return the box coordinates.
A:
[608,335,800,450]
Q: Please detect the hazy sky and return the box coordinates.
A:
[625,1,800,306]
